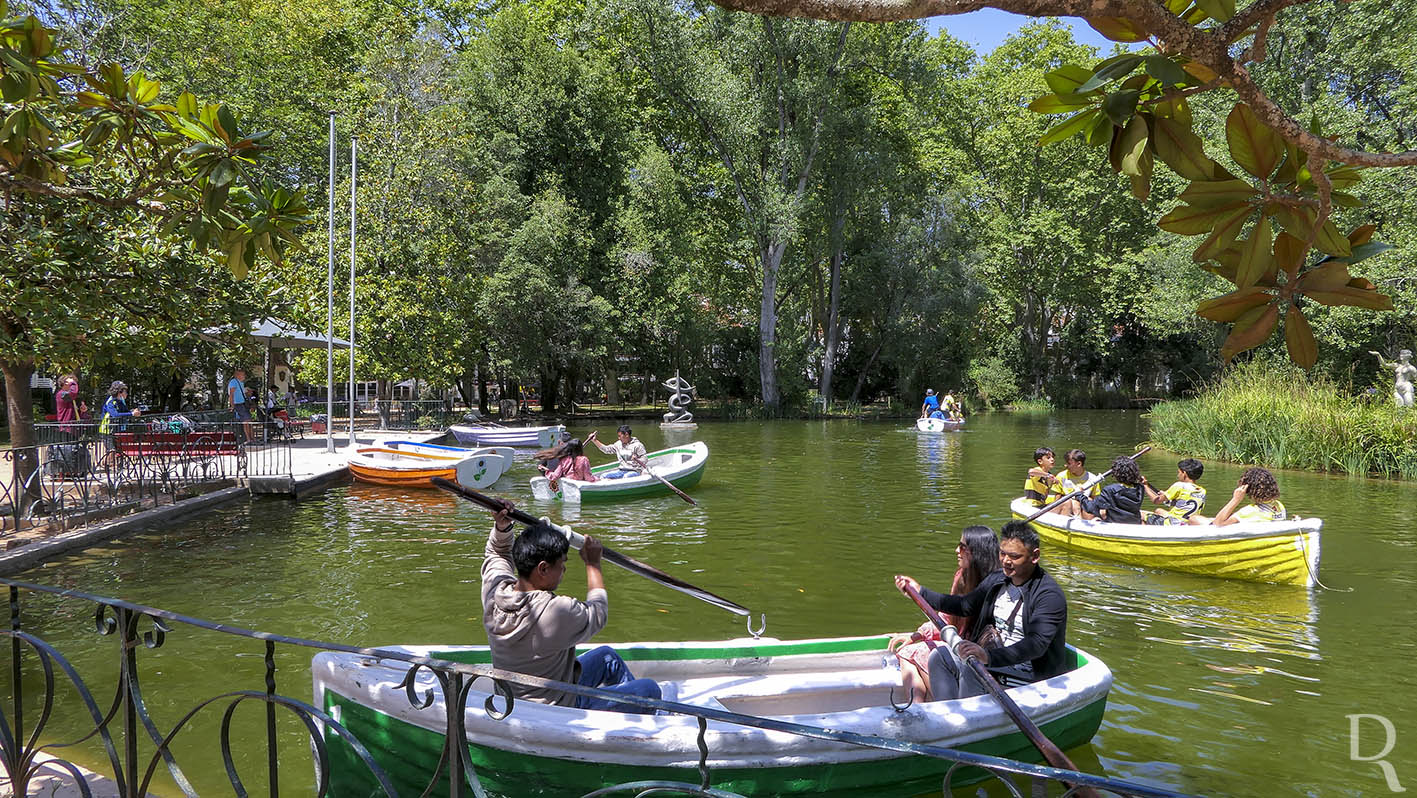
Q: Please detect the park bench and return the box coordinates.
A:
[109,430,246,485]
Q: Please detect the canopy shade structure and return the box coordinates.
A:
[199,318,351,350]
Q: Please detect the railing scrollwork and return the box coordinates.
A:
[0,579,1192,798]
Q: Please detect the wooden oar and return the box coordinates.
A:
[1022,446,1152,523]
[634,455,697,506]
[899,584,1102,798]
[431,478,742,615]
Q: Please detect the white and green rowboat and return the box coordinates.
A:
[529,441,709,503]
[312,634,1111,796]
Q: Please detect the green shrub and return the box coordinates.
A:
[968,355,1019,410]
[1148,361,1417,478]
[1008,398,1055,414]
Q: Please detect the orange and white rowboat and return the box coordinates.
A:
[348,446,510,490]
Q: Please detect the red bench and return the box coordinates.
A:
[110,431,246,482]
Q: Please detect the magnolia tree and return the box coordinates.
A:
[0,6,307,468]
[710,0,1407,367]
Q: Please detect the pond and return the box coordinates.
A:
[11,412,1417,797]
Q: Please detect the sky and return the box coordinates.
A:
[925,9,1120,54]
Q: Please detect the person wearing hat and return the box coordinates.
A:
[921,388,943,419]
[99,380,140,435]
[55,375,88,436]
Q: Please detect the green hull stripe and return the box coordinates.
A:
[322,691,1106,797]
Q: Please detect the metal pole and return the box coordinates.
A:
[348,137,357,447]
[326,110,336,453]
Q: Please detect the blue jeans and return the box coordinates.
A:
[603,469,640,479]
[575,646,660,713]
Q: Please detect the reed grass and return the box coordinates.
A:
[1147,361,1417,479]
[1008,398,1056,415]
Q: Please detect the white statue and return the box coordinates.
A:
[662,371,695,424]
[1370,349,1415,408]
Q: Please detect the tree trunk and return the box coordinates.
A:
[759,240,787,412]
[605,364,621,405]
[477,360,489,415]
[848,339,885,403]
[2,359,41,510]
[820,211,846,405]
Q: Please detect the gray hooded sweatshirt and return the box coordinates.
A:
[481,524,609,706]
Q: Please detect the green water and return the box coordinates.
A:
[12,412,1417,796]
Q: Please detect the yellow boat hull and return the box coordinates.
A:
[1009,498,1321,587]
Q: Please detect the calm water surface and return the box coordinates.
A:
[14,412,1417,797]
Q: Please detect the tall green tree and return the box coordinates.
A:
[0,10,306,462]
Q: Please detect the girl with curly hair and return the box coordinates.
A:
[1204,467,1285,526]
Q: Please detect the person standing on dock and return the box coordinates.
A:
[588,425,647,479]
[482,501,661,713]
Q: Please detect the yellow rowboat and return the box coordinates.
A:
[1008,497,1322,588]
[348,446,511,490]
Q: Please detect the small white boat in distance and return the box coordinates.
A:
[916,417,964,432]
[448,424,565,449]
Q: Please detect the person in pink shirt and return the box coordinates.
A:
[54,375,88,435]
[543,439,596,490]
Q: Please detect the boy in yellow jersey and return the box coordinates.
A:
[1145,458,1207,525]
[1050,449,1101,517]
[1023,447,1057,506]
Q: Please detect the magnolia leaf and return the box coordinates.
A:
[1165,0,1190,12]
[1102,89,1141,126]
[1285,305,1317,369]
[1085,115,1113,147]
[1327,191,1362,208]
[1152,94,1193,125]
[1144,55,1189,86]
[1315,217,1352,258]
[1196,286,1273,322]
[1221,304,1279,362]
[1297,262,1352,292]
[1158,201,1249,235]
[1226,104,1283,180]
[1129,173,1151,202]
[1029,93,1094,113]
[1198,0,1237,21]
[1045,64,1094,95]
[1348,224,1376,246]
[1348,277,1377,290]
[1178,178,1256,207]
[176,91,198,120]
[1303,287,1395,311]
[1182,60,1220,82]
[1274,231,1308,278]
[1119,115,1149,176]
[1087,17,1150,42]
[1079,55,1145,93]
[1327,166,1363,189]
[1039,109,1097,145]
[1152,116,1213,180]
[1193,204,1254,262]
[1235,216,1273,289]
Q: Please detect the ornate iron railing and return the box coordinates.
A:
[0,579,1192,798]
[5,422,291,537]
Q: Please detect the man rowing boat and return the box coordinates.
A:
[588,424,647,479]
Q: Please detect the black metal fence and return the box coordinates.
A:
[4,420,291,537]
[0,578,1191,798]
